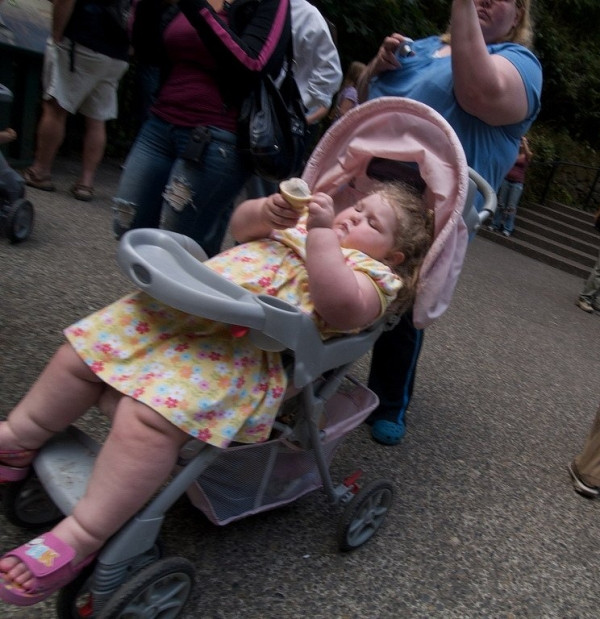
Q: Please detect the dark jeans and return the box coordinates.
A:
[367,310,424,426]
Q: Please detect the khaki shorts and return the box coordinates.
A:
[42,37,129,121]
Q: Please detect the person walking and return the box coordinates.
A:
[357,0,543,446]
[112,0,291,258]
[489,135,533,237]
[23,0,130,201]
[568,402,600,498]
[575,247,600,314]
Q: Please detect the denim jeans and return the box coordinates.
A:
[492,179,523,234]
[113,115,250,257]
[580,248,600,305]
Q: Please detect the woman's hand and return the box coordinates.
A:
[357,33,412,102]
[261,192,302,230]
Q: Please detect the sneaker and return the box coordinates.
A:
[502,229,511,237]
[568,461,600,498]
[576,298,594,313]
[486,225,498,232]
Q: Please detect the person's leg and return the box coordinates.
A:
[569,403,600,496]
[0,396,190,588]
[112,115,178,238]
[28,98,68,180]
[491,180,509,230]
[0,343,106,463]
[74,116,106,190]
[579,249,600,306]
[366,310,424,445]
[160,126,250,257]
[502,181,523,235]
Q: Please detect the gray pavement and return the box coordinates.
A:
[1,157,599,618]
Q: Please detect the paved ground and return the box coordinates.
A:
[1,157,599,618]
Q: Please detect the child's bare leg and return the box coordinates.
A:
[0,342,106,464]
[1,397,190,588]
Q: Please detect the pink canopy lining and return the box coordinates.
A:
[302,97,470,329]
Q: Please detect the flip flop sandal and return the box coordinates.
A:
[70,183,94,202]
[0,532,97,606]
[371,419,406,446]
[23,168,55,192]
[0,448,37,483]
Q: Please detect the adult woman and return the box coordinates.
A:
[113,0,291,257]
[358,0,543,445]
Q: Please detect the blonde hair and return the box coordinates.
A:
[440,0,534,49]
[342,61,367,89]
[374,181,434,315]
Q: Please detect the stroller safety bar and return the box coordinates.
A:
[118,228,385,387]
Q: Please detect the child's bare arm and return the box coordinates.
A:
[305,194,382,331]
[230,193,302,243]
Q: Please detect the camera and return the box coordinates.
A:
[397,38,414,58]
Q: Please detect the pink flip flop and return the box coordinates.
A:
[0,448,37,483]
[0,532,97,606]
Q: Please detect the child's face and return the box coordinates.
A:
[332,193,403,264]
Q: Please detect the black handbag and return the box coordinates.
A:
[238,40,307,182]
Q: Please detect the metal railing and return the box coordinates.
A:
[531,160,600,211]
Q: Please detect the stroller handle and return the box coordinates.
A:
[0,84,14,103]
[469,168,497,224]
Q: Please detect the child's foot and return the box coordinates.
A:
[0,532,97,606]
[0,128,17,145]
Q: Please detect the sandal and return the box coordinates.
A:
[70,183,94,202]
[0,532,97,606]
[0,448,37,483]
[23,168,55,192]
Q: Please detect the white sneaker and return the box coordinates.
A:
[576,298,594,313]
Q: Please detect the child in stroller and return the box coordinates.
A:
[0,174,433,606]
[0,97,494,615]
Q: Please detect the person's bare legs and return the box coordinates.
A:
[28,98,68,179]
[0,396,190,590]
[0,343,106,463]
[76,116,106,189]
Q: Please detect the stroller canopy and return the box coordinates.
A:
[303,97,470,329]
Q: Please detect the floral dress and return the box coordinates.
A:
[65,217,402,448]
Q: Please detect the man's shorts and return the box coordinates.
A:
[42,37,129,121]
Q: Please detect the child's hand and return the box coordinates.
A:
[262,192,302,230]
[0,128,17,145]
[306,193,335,230]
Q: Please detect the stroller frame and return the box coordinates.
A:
[2,97,496,617]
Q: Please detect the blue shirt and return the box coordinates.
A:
[368,36,543,207]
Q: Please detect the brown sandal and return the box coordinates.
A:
[70,183,94,202]
[23,168,55,192]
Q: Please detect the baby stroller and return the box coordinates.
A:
[0,84,34,243]
[2,97,495,617]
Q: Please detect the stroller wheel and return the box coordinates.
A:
[337,478,394,551]
[56,542,163,619]
[3,472,64,529]
[6,198,34,243]
[96,556,195,619]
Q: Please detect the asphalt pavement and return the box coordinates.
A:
[1,156,599,618]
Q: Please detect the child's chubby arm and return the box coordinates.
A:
[305,194,382,331]
[230,193,302,243]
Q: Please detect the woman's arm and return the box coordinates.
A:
[305,195,383,330]
[356,34,406,102]
[52,0,77,42]
[178,0,290,78]
[449,0,529,126]
[230,193,302,243]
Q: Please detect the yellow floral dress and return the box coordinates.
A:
[64,218,402,448]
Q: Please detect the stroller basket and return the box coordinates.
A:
[186,382,378,525]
